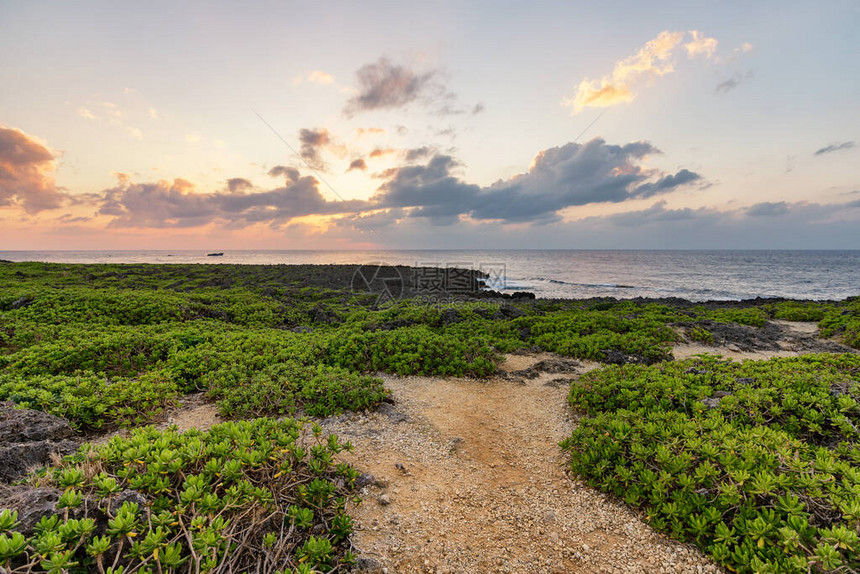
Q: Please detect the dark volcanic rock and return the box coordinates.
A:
[601,350,648,365]
[107,490,147,515]
[491,305,528,320]
[530,358,581,373]
[702,397,722,410]
[0,486,146,536]
[309,306,339,325]
[376,402,410,423]
[544,378,572,389]
[355,473,376,489]
[7,296,34,310]
[440,308,462,325]
[0,441,79,483]
[0,402,80,483]
[355,556,385,573]
[0,402,76,442]
[509,357,581,380]
[0,486,64,534]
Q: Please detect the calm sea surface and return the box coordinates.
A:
[1,250,858,302]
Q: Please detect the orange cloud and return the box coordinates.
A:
[575,84,634,109]
[565,30,718,114]
[347,158,368,172]
[369,148,397,159]
[685,30,718,58]
[293,70,335,85]
[0,126,67,213]
[356,127,385,137]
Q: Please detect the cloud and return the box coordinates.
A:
[226,178,253,193]
[293,70,335,85]
[298,128,346,171]
[186,132,201,144]
[814,141,856,156]
[587,199,860,246]
[747,201,789,217]
[267,165,301,183]
[101,102,124,121]
[369,148,397,159]
[403,146,436,161]
[715,70,754,94]
[344,58,437,116]
[89,136,701,231]
[334,197,860,250]
[373,137,702,224]
[0,126,67,213]
[565,30,718,113]
[684,30,718,58]
[75,95,149,139]
[98,172,368,229]
[604,200,718,228]
[355,127,385,137]
[347,159,367,172]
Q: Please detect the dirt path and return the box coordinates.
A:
[322,354,720,574]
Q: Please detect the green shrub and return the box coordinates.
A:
[819,299,860,349]
[527,310,676,363]
[771,301,833,322]
[563,354,860,573]
[0,418,359,573]
[0,370,179,430]
[688,326,714,344]
[322,325,500,376]
[205,361,389,418]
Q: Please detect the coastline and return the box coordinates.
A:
[0,261,858,573]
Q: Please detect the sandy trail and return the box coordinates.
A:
[323,354,719,574]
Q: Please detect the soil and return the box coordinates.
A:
[321,357,719,574]
[157,392,222,433]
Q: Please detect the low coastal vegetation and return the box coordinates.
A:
[1,261,858,572]
[563,354,860,572]
[1,418,358,573]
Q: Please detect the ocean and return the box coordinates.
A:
[1,250,858,302]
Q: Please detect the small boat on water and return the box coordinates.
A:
[207,252,224,257]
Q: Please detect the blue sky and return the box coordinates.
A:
[0,0,858,249]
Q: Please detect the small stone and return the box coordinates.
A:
[354,557,384,573]
[542,510,556,524]
[356,473,376,488]
[378,494,392,506]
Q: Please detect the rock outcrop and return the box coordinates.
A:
[0,402,80,483]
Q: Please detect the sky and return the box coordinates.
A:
[1,0,858,250]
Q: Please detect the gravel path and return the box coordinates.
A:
[321,354,722,574]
